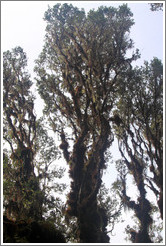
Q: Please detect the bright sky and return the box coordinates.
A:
[2,1,164,73]
[1,1,164,244]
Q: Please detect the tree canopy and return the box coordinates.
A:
[3,47,66,243]
[3,3,163,243]
[34,3,141,243]
[149,3,163,11]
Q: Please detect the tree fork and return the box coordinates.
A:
[65,117,111,242]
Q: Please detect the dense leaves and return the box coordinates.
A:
[34,3,140,243]
[3,216,66,243]
[112,57,163,242]
[3,47,66,242]
[3,3,163,243]
[3,47,40,220]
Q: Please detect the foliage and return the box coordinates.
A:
[98,183,123,235]
[3,3,163,244]
[149,204,163,243]
[112,58,163,242]
[3,46,41,221]
[149,3,163,11]
[114,159,153,242]
[34,3,140,243]
[3,47,66,242]
[3,216,66,243]
[34,117,67,221]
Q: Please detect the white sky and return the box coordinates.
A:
[1,1,164,244]
[2,1,164,73]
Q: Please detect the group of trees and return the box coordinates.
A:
[3,3,163,243]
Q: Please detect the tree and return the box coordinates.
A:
[34,3,139,243]
[114,160,153,243]
[149,3,163,11]
[3,4,163,244]
[112,58,163,242]
[3,46,41,221]
[3,47,66,243]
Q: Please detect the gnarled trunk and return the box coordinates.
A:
[65,118,112,242]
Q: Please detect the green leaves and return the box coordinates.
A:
[3,3,163,243]
[3,47,59,223]
[113,57,163,238]
[35,3,138,137]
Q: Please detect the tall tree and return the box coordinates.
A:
[112,58,163,242]
[35,3,139,242]
[3,46,41,221]
[3,47,67,243]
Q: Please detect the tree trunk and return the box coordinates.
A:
[66,117,111,242]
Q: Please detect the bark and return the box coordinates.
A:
[119,141,153,243]
[65,117,112,242]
